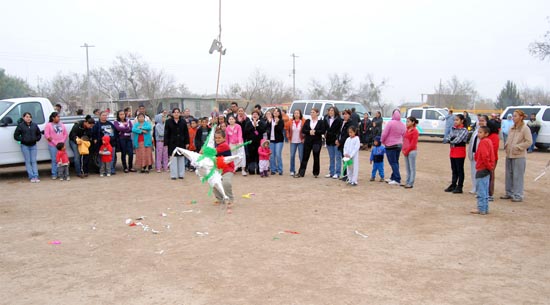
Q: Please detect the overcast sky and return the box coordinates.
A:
[1,0,549,104]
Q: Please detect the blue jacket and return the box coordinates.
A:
[370,145,386,163]
[132,121,153,148]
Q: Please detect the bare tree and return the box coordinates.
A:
[138,66,177,113]
[529,17,550,60]
[521,86,550,105]
[308,73,354,100]
[433,76,478,109]
[46,73,86,114]
[352,75,388,114]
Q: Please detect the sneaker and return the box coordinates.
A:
[511,197,523,202]
[156,170,161,173]
[332,174,339,179]
[370,177,375,181]
[30,178,37,183]
[500,195,512,200]
[242,171,248,176]
[388,180,399,185]
[100,174,105,177]
[51,176,57,180]
[404,184,413,189]
[379,178,384,182]
[350,182,358,186]
[289,172,295,176]
[468,190,476,194]
[325,174,332,178]
[66,177,71,181]
[35,178,40,183]
[107,174,111,177]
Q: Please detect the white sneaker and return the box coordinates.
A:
[242,171,247,176]
[100,174,105,177]
[388,180,399,185]
[66,177,71,181]
[325,174,332,178]
[385,178,393,183]
[332,174,339,179]
[290,172,295,176]
[107,174,111,177]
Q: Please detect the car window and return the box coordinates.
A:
[542,109,550,122]
[304,103,314,115]
[290,102,306,114]
[426,110,439,120]
[410,110,423,119]
[503,107,541,119]
[4,102,45,126]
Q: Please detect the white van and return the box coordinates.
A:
[406,107,449,137]
[289,100,368,120]
[501,105,550,151]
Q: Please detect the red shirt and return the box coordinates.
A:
[216,142,235,174]
[475,137,496,172]
[188,127,197,151]
[56,150,69,164]
[402,127,419,156]
[487,133,499,161]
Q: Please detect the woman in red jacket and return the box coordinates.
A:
[402,116,419,188]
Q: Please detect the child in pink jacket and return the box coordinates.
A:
[258,139,271,177]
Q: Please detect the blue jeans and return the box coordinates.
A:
[69,141,81,175]
[269,141,284,174]
[528,133,537,152]
[289,142,303,174]
[47,144,58,178]
[110,146,117,174]
[21,144,39,179]
[476,175,490,213]
[386,146,402,183]
[372,161,384,179]
[404,150,417,186]
[326,145,342,177]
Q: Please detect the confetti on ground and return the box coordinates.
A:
[195,231,209,236]
[48,240,61,245]
[283,230,300,234]
[354,230,368,238]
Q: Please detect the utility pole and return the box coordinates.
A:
[291,53,299,98]
[80,43,95,108]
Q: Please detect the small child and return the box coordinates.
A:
[343,126,360,186]
[370,136,386,182]
[196,118,211,151]
[187,120,199,171]
[258,139,271,177]
[76,135,91,177]
[214,130,235,213]
[55,142,70,181]
[98,135,113,177]
[472,126,495,215]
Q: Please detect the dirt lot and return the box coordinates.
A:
[1,139,549,305]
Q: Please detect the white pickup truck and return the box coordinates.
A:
[0,97,82,166]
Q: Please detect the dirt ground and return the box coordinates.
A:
[1,139,549,305]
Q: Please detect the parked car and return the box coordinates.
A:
[501,105,550,151]
[289,100,368,120]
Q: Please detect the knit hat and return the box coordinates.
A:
[374,136,381,142]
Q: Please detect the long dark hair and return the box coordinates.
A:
[48,112,59,122]
[455,114,465,126]
[116,110,127,122]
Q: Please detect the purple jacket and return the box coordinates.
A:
[381,110,405,147]
[114,119,133,140]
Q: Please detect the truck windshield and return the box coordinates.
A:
[0,101,13,116]
[336,103,367,116]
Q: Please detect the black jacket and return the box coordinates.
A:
[302,119,326,145]
[337,120,353,152]
[244,118,266,144]
[164,118,190,155]
[324,115,343,146]
[266,118,285,143]
[69,120,93,142]
[14,121,41,146]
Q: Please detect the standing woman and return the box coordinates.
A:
[14,112,42,182]
[44,112,68,179]
[132,113,153,173]
[467,115,488,194]
[243,110,266,174]
[164,108,190,180]
[286,109,305,176]
[444,114,469,193]
[226,116,247,175]
[501,110,532,202]
[295,108,326,178]
[359,113,373,150]
[402,116,419,188]
[92,111,117,175]
[336,109,353,180]
[381,109,406,186]
[371,111,383,139]
[69,115,95,177]
[266,108,285,175]
[114,110,135,173]
[324,106,343,179]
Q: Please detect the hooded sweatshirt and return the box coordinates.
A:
[258,139,271,161]
[381,110,406,148]
[99,135,113,163]
[216,140,235,174]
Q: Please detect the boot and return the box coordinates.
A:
[265,170,269,177]
[444,185,455,192]
[452,187,463,194]
[260,171,265,178]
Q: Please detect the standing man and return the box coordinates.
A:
[527,112,541,153]
[226,102,239,122]
[443,109,454,143]
[350,108,360,127]
[501,114,513,146]
[54,104,65,116]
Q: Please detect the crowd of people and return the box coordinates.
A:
[13,102,537,215]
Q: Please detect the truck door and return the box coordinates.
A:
[0,102,48,165]
[409,109,425,134]
[425,109,445,136]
